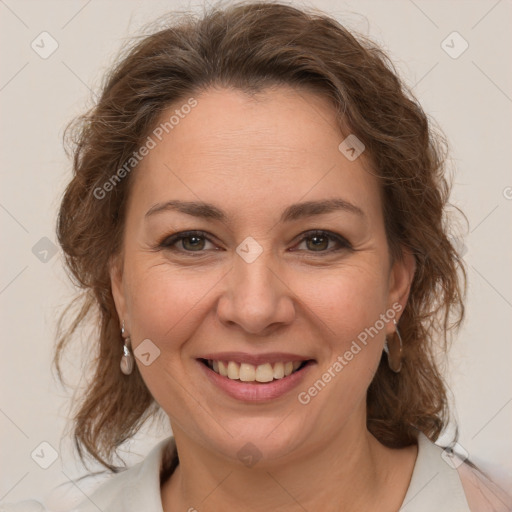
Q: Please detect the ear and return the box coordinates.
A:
[109,253,128,327]
[385,248,416,333]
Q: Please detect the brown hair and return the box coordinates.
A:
[55,0,467,472]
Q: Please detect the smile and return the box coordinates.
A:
[197,357,316,402]
[200,359,308,382]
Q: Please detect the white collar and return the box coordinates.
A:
[70,432,469,512]
[400,431,470,511]
[71,436,175,512]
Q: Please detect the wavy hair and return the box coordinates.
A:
[54,1,467,471]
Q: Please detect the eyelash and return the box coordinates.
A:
[157,229,352,256]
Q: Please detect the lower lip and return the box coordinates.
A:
[197,360,315,402]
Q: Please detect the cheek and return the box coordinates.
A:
[297,264,390,401]
[125,253,390,354]
[125,258,215,341]
[299,262,390,341]
[123,264,216,413]
[124,251,390,411]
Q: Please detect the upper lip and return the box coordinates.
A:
[198,352,314,366]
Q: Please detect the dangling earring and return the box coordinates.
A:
[120,321,134,375]
[383,319,403,373]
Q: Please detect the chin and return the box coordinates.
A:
[196,418,310,468]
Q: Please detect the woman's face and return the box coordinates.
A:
[110,85,414,464]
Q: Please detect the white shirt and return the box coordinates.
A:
[2,432,511,511]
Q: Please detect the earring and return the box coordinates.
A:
[383,319,403,373]
[120,321,134,375]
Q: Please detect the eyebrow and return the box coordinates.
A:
[145,198,365,224]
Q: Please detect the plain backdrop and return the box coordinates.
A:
[1,0,511,508]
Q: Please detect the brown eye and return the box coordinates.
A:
[305,234,330,251]
[159,231,216,253]
[293,230,352,254]
[181,234,206,251]
[158,229,352,256]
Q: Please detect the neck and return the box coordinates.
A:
[161,417,416,512]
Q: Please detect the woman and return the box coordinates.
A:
[4,2,511,511]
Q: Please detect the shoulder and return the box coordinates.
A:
[71,437,175,512]
[457,462,512,512]
[1,437,176,512]
[401,432,512,512]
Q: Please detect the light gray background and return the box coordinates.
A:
[1,0,511,508]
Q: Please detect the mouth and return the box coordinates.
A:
[196,351,316,401]
[198,358,313,383]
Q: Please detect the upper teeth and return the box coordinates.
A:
[208,360,303,382]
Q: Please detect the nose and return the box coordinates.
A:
[215,247,296,336]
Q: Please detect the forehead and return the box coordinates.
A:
[127,86,382,225]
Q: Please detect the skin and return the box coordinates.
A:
[110,85,417,511]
